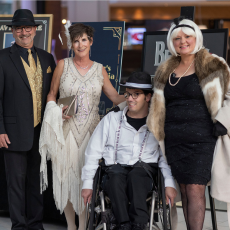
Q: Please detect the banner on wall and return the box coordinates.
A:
[0,14,53,52]
[71,21,125,117]
[141,29,229,76]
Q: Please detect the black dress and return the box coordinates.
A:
[164,73,217,185]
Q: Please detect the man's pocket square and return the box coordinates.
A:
[47,66,52,73]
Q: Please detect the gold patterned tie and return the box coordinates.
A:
[28,49,36,74]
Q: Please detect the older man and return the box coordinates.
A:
[0,9,56,230]
[82,72,177,230]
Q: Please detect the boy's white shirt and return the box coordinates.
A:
[81,106,176,191]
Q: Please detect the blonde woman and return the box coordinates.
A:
[147,17,230,230]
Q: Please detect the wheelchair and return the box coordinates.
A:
[84,163,172,230]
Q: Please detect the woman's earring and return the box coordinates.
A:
[71,49,73,58]
[90,46,91,57]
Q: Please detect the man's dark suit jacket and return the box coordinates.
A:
[0,43,56,151]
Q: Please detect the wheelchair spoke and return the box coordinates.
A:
[149,191,157,230]
[95,223,104,230]
[85,203,90,230]
[94,205,102,214]
[99,191,107,230]
[168,202,172,228]
[158,204,171,230]
[166,204,171,229]
[85,203,89,230]
[152,221,161,230]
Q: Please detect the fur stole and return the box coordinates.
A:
[147,48,230,141]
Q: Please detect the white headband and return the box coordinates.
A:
[120,82,152,89]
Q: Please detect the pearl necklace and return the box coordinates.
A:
[169,59,195,86]
[74,60,90,70]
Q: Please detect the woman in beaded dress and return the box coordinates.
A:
[147,17,230,230]
[46,23,125,230]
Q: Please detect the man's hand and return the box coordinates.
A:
[0,134,11,148]
[81,189,93,206]
[165,187,177,207]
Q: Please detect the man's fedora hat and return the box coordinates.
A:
[7,9,40,27]
[119,72,153,91]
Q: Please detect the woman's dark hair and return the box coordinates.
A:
[68,23,94,43]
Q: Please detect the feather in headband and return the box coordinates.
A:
[58,20,72,50]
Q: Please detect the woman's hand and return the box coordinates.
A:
[62,105,72,120]
[102,67,125,105]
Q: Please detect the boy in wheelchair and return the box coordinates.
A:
[82,72,177,230]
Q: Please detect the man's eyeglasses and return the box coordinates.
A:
[124,92,144,99]
[14,26,33,33]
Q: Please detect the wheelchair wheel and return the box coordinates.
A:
[85,167,102,230]
[158,171,172,230]
[148,170,172,230]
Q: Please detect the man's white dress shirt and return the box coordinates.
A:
[82,106,176,190]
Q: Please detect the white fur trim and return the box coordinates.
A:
[203,77,222,111]
[212,54,230,73]
[212,54,226,65]
[154,88,164,96]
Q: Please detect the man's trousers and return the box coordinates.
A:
[105,166,155,224]
[4,124,43,230]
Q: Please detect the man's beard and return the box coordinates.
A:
[16,34,35,45]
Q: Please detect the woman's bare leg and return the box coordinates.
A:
[64,200,77,230]
[78,207,86,230]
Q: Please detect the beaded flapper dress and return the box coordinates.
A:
[58,58,104,214]
[164,73,217,185]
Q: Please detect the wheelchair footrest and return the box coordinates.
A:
[101,209,118,230]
